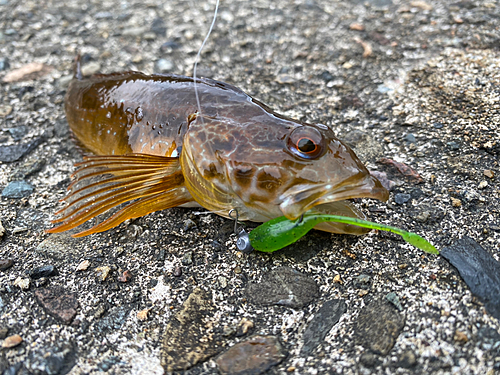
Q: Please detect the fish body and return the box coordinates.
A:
[49,60,388,237]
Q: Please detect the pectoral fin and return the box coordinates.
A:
[47,153,193,237]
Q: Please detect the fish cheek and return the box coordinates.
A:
[233,166,255,189]
[256,170,283,195]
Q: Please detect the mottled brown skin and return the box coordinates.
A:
[56,66,388,236]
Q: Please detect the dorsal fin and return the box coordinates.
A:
[47,153,193,237]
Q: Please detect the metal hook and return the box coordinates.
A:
[228,208,239,234]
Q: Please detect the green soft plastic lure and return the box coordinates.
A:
[247,214,438,254]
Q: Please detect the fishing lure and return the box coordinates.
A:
[245,214,438,254]
[47,57,389,237]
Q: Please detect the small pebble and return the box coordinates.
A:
[454,329,468,343]
[218,276,228,289]
[137,308,150,321]
[450,197,462,207]
[0,327,8,339]
[76,260,90,271]
[478,181,488,189]
[2,334,22,348]
[236,317,254,336]
[28,265,57,279]
[0,259,12,271]
[333,274,342,284]
[216,335,285,374]
[415,211,430,223]
[122,26,148,37]
[358,289,369,297]
[394,193,411,205]
[0,57,9,71]
[11,227,27,234]
[319,70,334,82]
[349,22,365,31]
[433,122,444,129]
[354,274,371,287]
[359,351,379,368]
[13,277,30,290]
[386,292,403,311]
[57,75,73,88]
[156,59,174,73]
[483,170,494,179]
[183,218,197,231]
[397,350,417,368]
[118,270,132,283]
[2,180,34,198]
[0,220,4,237]
[405,133,416,143]
[181,251,193,265]
[95,266,111,282]
[173,266,182,277]
[447,141,460,150]
[81,62,101,76]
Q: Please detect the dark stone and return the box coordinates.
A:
[397,350,417,368]
[433,122,444,129]
[151,18,167,36]
[28,265,58,279]
[24,342,75,375]
[2,181,34,198]
[216,335,286,375]
[355,298,405,355]
[0,57,9,71]
[359,351,380,368]
[405,133,416,143]
[441,237,500,320]
[96,306,131,332]
[394,193,411,205]
[0,259,14,271]
[161,288,222,371]
[319,70,334,82]
[246,267,319,308]
[300,299,347,356]
[35,287,79,324]
[7,126,27,141]
[0,327,8,339]
[10,159,45,181]
[0,137,43,162]
[447,141,460,150]
[4,363,22,375]
[0,352,7,374]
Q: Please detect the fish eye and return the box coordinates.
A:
[287,126,325,159]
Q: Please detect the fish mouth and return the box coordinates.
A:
[279,172,389,221]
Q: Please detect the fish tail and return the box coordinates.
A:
[47,153,193,237]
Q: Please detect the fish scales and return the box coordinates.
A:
[48,57,389,237]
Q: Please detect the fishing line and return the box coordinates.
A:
[193,0,219,123]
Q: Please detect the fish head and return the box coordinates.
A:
[181,115,388,233]
[276,123,389,220]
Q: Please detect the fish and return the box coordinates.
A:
[47,56,389,237]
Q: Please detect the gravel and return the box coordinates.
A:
[0,0,499,374]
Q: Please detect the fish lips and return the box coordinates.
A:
[279,173,389,220]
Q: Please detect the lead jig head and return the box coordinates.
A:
[236,228,254,253]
